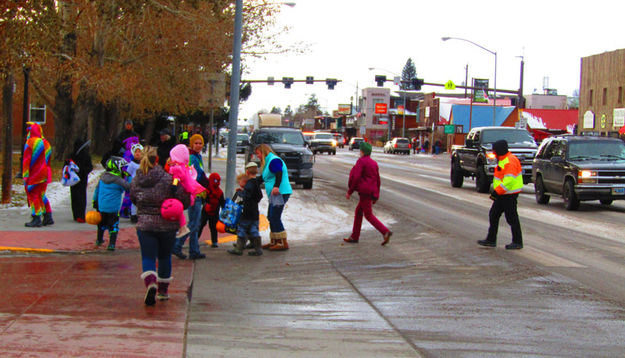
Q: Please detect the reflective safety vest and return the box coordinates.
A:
[493,152,523,195]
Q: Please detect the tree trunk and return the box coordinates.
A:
[53,75,74,161]
[1,70,15,204]
[143,116,156,145]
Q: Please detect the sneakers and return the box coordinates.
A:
[176,225,190,239]
[76,218,86,223]
[107,244,116,251]
[505,243,523,250]
[210,243,219,248]
[172,251,187,260]
[188,253,206,260]
[227,248,243,256]
[343,237,358,243]
[477,240,496,247]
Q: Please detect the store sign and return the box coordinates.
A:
[613,108,625,128]
[444,125,455,134]
[473,78,489,103]
[583,110,595,129]
[397,105,404,115]
[375,103,388,114]
[338,104,351,115]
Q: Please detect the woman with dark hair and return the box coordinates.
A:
[130,146,190,306]
[254,144,292,250]
[69,138,93,223]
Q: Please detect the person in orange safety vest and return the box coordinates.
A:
[477,140,524,250]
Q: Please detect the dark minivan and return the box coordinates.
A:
[532,135,625,210]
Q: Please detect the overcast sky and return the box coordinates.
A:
[238,0,625,121]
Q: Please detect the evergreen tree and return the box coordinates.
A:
[401,58,418,90]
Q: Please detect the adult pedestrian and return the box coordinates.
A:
[22,122,54,227]
[344,142,392,245]
[101,120,138,167]
[69,138,93,223]
[255,144,292,250]
[477,140,524,249]
[130,146,191,306]
[157,128,176,164]
[172,135,208,260]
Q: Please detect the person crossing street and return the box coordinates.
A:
[477,140,524,250]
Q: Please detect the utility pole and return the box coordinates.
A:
[464,64,468,98]
[517,55,525,108]
[225,0,243,199]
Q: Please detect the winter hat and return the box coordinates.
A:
[190,133,204,146]
[492,140,509,156]
[169,144,190,165]
[160,198,183,222]
[359,141,372,156]
[131,143,144,154]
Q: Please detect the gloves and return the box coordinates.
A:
[489,192,499,201]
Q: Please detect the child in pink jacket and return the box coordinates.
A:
[344,142,392,246]
[167,144,205,238]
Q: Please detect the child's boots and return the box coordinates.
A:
[96,229,105,246]
[42,213,54,226]
[141,271,158,306]
[248,236,263,256]
[25,215,42,228]
[157,276,172,301]
[227,236,246,255]
[107,232,117,251]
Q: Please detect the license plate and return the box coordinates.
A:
[612,187,625,195]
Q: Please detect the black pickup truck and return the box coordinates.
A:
[245,127,314,189]
[450,126,538,192]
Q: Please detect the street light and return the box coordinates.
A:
[368,67,408,138]
[226,1,295,198]
[442,36,497,126]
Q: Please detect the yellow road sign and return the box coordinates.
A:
[445,80,456,90]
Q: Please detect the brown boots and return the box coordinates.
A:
[262,231,289,251]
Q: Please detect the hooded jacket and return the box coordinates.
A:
[22,122,52,185]
[204,172,225,216]
[130,165,191,232]
[168,144,205,199]
[93,172,130,213]
[348,155,381,200]
[70,138,93,182]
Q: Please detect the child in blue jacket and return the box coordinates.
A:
[93,157,130,250]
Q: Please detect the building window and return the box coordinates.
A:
[619,87,623,104]
[589,89,593,106]
[602,88,607,106]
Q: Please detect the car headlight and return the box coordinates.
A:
[302,154,313,163]
[578,170,598,184]
[486,151,497,164]
[331,140,337,147]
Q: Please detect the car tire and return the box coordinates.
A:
[476,165,490,193]
[534,175,550,205]
[563,179,580,210]
[450,159,464,188]
[332,151,336,155]
[303,179,313,190]
[600,199,613,205]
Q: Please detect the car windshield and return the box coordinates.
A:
[568,141,625,161]
[481,129,535,145]
[315,134,333,140]
[255,131,305,146]
[237,134,248,140]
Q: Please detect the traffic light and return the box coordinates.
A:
[282,77,294,89]
[267,76,274,85]
[411,78,424,90]
[375,75,386,87]
[326,78,337,90]
[306,76,314,84]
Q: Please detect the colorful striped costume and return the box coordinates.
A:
[22,122,52,216]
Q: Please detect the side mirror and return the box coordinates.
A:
[551,156,564,163]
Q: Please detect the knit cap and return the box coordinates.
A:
[190,133,204,146]
[359,142,372,156]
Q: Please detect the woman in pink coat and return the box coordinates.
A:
[344,142,392,245]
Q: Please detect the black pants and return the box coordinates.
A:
[70,179,88,220]
[198,212,219,245]
[486,194,523,245]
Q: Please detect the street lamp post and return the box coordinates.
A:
[442,37,497,126]
[225,1,295,198]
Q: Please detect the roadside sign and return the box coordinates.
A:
[375,103,388,114]
[444,125,455,134]
[444,80,456,90]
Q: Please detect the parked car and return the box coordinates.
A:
[384,137,411,154]
[245,127,314,189]
[348,137,364,151]
[309,132,337,155]
[532,135,625,210]
[236,133,249,154]
[333,133,345,148]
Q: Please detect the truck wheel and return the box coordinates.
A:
[450,159,464,188]
[475,165,490,193]
[534,175,550,204]
[563,179,580,210]
[600,199,613,205]
[303,179,313,189]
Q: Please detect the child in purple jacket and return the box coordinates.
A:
[344,142,392,246]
